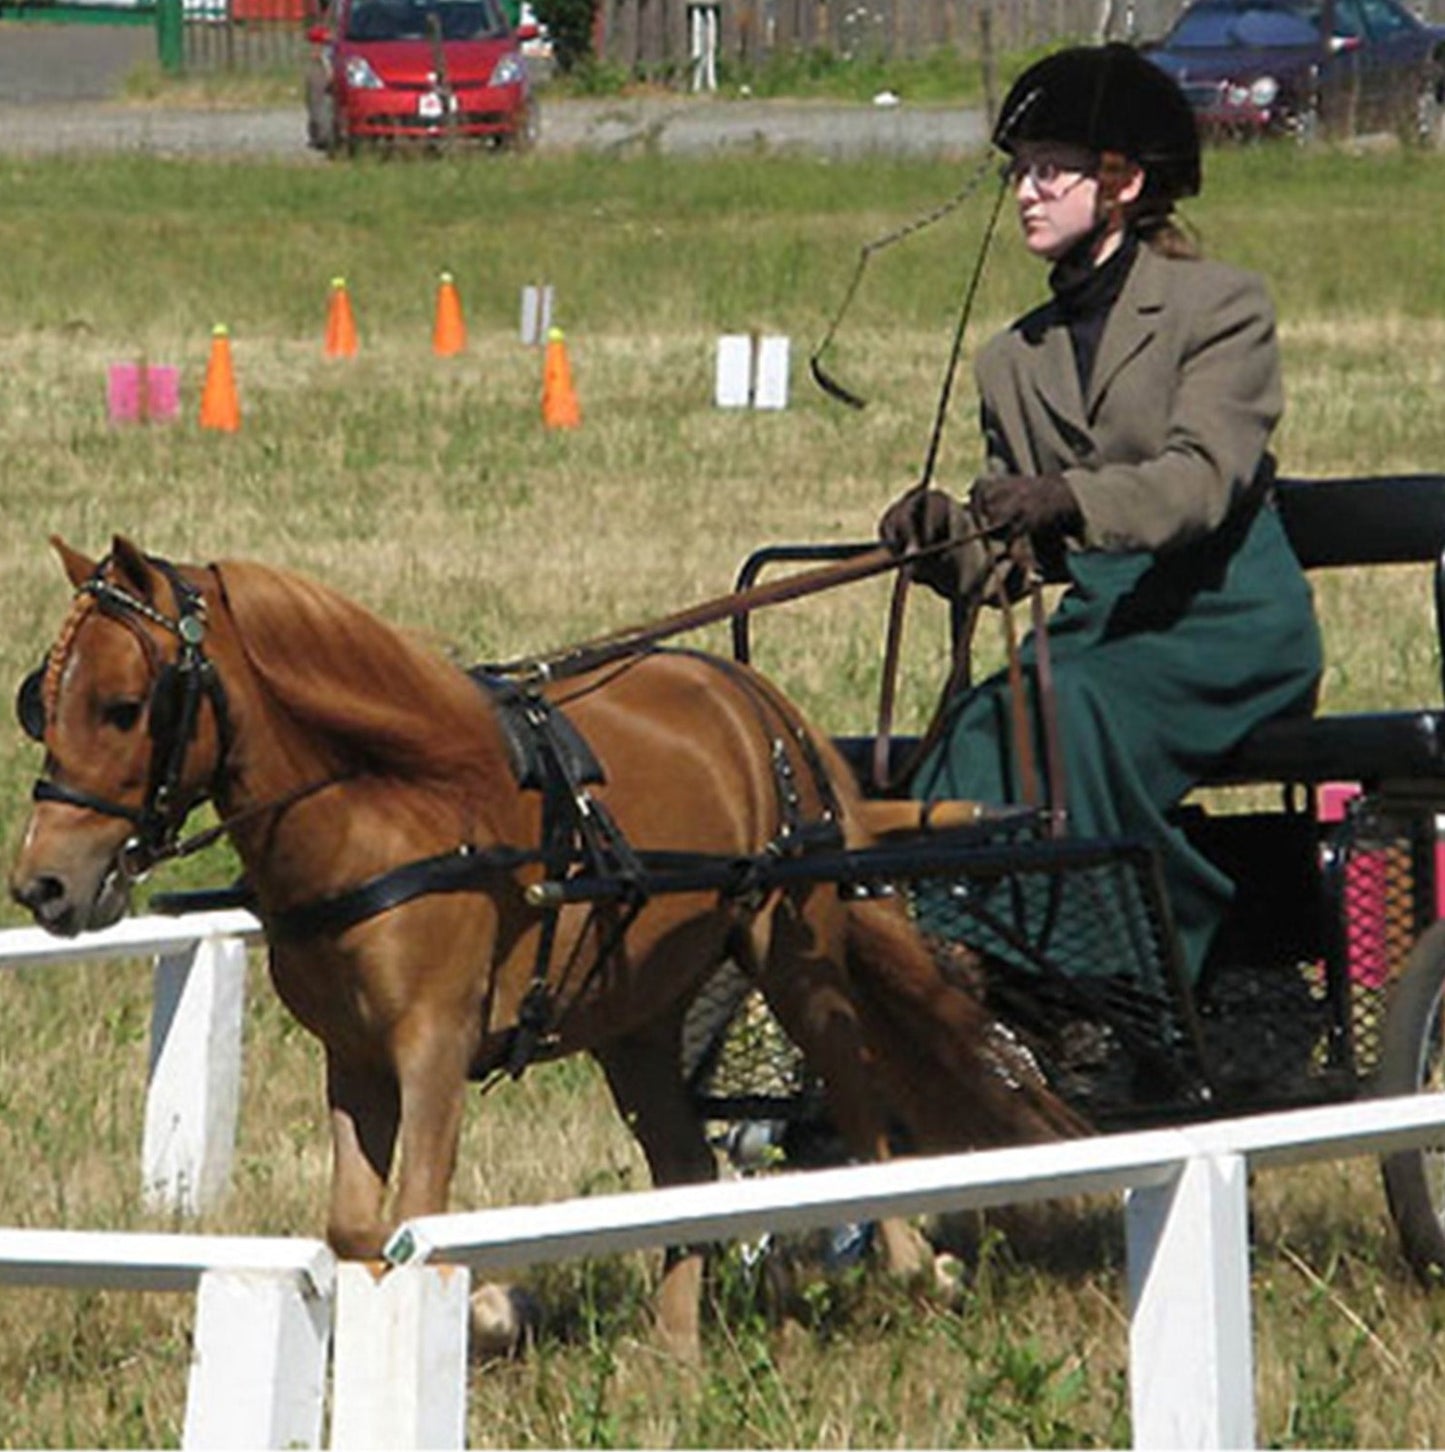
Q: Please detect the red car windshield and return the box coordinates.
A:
[343,0,508,42]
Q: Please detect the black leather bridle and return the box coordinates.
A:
[16,555,232,876]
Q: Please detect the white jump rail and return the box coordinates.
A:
[5,914,1445,1446]
[380,1093,1445,1452]
[0,1226,334,1449]
[0,911,264,1214]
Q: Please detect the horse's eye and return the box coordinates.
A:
[101,699,143,732]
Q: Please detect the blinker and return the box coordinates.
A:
[16,665,45,744]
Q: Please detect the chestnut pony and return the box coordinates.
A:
[11,537,1077,1355]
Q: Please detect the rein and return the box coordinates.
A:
[870,531,1069,837]
[488,543,909,683]
[24,536,1069,1080]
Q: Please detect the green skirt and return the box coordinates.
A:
[911,500,1323,983]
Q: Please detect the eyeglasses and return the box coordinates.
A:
[1000,158,1095,198]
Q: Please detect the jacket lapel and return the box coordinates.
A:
[1018,298,1089,443]
[1087,244,1166,419]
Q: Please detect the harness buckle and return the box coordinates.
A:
[506,980,559,1078]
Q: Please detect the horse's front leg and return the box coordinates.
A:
[325,1050,400,1258]
[387,986,542,1355]
[592,1013,717,1364]
[389,1011,475,1227]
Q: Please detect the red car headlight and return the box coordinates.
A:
[343,55,385,90]
[489,52,525,87]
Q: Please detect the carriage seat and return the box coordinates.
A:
[1202,474,1445,792]
[738,474,1445,801]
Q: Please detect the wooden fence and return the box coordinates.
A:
[593,0,1190,77]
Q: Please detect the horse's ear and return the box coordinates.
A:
[50,536,97,589]
[110,535,158,602]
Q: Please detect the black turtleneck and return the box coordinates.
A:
[1048,229,1140,398]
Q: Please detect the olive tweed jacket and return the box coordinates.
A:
[974,241,1283,554]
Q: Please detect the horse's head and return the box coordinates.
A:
[10,536,230,936]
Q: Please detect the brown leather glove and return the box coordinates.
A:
[877,487,986,599]
[970,473,1081,540]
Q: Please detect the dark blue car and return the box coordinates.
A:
[1145,0,1445,141]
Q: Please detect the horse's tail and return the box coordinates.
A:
[843,897,1087,1147]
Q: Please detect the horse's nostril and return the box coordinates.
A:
[12,874,65,911]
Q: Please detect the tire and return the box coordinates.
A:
[1377,920,1445,1280]
[504,98,540,153]
[325,115,355,160]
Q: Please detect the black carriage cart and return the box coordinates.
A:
[685,472,1445,1279]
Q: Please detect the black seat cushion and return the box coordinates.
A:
[1204,710,1445,787]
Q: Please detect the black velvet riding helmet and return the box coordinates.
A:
[993,42,1202,202]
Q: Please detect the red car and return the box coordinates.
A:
[306,0,538,154]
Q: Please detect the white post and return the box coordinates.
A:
[183,1266,332,1450]
[330,1262,472,1450]
[690,4,718,91]
[1125,1151,1255,1450]
[143,934,246,1215]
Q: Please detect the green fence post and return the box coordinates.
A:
[156,0,184,75]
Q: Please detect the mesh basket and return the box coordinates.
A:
[682,960,809,1117]
[1333,799,1437,1079]
[681,806,1436,1137]
[684,826,1203,1129]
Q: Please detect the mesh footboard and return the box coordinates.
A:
[684,826,1209,1134]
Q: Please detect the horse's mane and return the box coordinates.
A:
[215,558,507,803]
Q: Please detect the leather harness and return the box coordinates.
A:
[22,541,1059,1079]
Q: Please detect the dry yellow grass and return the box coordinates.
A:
[2,146,1445,1445]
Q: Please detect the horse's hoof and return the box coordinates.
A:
[469,1282,538,1359]
[932,1250,967,1303]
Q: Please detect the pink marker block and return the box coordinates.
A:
[1318,781,1390,988]
[107,363,180,425]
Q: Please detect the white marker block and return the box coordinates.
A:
[183,1267,331,1450]
[143,934,246,1215]
[716,334,752,407]
[331,1262,471,1450]
[754,335,790,409]
[520,284,554,345]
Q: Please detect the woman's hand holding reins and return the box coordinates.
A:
[877,487,989,599]
[970,473,1081,540]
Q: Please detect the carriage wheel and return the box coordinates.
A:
[1378,920,1445,1279]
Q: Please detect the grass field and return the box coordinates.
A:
[2,139,1445,1446]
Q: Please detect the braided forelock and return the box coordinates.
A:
[42,591,100,728]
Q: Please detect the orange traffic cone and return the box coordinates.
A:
[325,276,359,358]
[541,326,581,429]
[199,324,241,433]
[432,270,466,356]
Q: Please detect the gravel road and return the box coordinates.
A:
[0,20,987,159]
